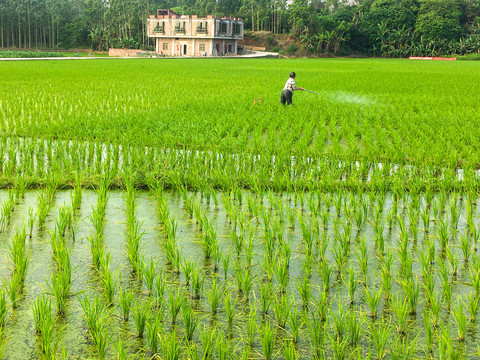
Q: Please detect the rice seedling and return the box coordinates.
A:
[307,314,327,360]
[191,267,205,300]
[141,258,156,294]
[389,335,417,360]
[329,332,348,360]
[246,301,257,347]
[132,298,151,338]
[167,287,184,325]
[224,290,237,328]
[274,292,292,329]
[369,321,392,360]
[332,301,347,340]
[31,294,53,335]
[260,321,276,360]
[296,272,312,309]
[79,294,111,359]
[364,283,383,318]
[159,330,181,360]
[206,277,220,315]
[423,309,434,354]
[118,287,134,321]
[182,300,199,342]
[0,291,7,328]
[452,297,467,342]
[200,324,217,358]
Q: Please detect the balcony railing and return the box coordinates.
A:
[154,25,164,33]
[174,27,185,33]
[196,27,207,34]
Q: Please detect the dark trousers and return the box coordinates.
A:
[280,90,293,105]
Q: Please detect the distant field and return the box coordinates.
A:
[1,58,479,190]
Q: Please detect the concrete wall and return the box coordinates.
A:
[108,49,142,57]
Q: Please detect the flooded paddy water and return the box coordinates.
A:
[0,188,479,359]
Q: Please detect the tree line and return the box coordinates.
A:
[1,0,479,57]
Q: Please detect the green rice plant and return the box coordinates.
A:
[224,290,237,328]
[467,291,479,323]
[288,306,302,344]
[318,260,333,293]
[296,273,312,309]
[436,217,449,252]
[356,237,369,282]
[37,305,58,358]
[427,291,441,328]
[182,301,199,342]
[78,294,111,359]
[329,333,348,360]
[124,219,144,273]
[332,301,347,340]
[235,263,255,297]
[230,230,244,257]
[260,321,276,360]
[307,314,327,360]
[399,276,419,315]
[246,301,257,347]
[221,251,231,279]
[451,296,467,342]
[132,298,151,338]
[36,190,53,227]
[159,330,181,360]
[216,331,234,360]
[191,267,205,300]
[369,321,391,360]
[347,308,363,347]
[200,324,216,358]
[259,280,273,314]
[46,258,73,316]
[391,295,409,334]
[3,272,21,309]
[141,258,156,294]
[423,309,434,354]
[274,259,290,294]
[0,291,7,328]
[364,283,383,318]
[206,277,220,314]
[460,232,471,262]
[389,335,417,360]
[31,294,53,334]
[118,287,134,321]
[181,259,195,287]
[101,267,118,306]
[283,340,299,360]
[167,287,184,325]
[26,207,36,237]
[421,205,430,233]
[146,314,162,356]
[274,292,292,329]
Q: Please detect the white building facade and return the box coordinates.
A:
[147,9,244,57]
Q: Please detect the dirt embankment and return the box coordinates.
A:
[239,31,297,54]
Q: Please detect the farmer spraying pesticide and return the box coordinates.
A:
[280,72,304,105]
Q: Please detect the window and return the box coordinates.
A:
[174,22,185,33]
[196,22,207,33]
[199,44,206,52]
[154,22,165,33]
[234,23,241,35]
[219,21,227,34]
[163,43,168,51]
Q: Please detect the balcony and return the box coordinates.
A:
[153,24,164,34]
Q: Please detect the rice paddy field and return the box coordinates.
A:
[0,58,480,359]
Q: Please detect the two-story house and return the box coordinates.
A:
[147,9,244,57]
